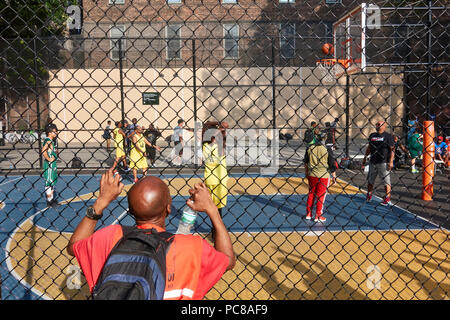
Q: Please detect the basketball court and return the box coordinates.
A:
[0,1,448,301]
[1,171,448,300]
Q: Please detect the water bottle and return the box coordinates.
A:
[176,205,198,235]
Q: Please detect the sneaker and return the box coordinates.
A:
[47,199,59,208]
[381,197,392,206]
[134,178,139,183]
[411,168,419,174]
[366,192,373,202]
[314,216,327,223]
[305,213,312,220]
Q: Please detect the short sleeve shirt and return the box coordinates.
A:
[73,223,229,300]
[368,132,395,164]
[173,126,183,142]
[435,142,448,155]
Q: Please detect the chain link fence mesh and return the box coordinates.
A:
[0,0,448,300]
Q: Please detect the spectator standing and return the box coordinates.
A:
[362,121,395,206]
[435,136,449,167]
[324,122,334,149]
[393,135,409,170]
[407,129,423,174]
[303,129,337,222]
[128,118,138,136]
[330,118,340,148]
[102,120,112,150]
[67,168,235,300]
[171,119,193,166]
[143,123,162,167]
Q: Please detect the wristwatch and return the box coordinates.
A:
[86,205,103,220]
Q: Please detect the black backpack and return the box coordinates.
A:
[71,156,83,168]
[92,226,174,300]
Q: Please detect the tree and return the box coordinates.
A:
[0,0,76,129]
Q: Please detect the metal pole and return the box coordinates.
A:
[192,39,197,122]
[345,74,350,159]
[33,37,42,169]
[271,39,276,131]
[426,0,432,120]
[192,39,198,166]
[118,38,125,124]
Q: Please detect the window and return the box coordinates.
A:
[110,25,125,60]
[222,0,238,3]
[325,0,342,4]
[223,24,239,59]
[166,24,182,60]
[280,23,295,58]
[279,0,295,3]
[167,0,182,4]
[109,0,125,4]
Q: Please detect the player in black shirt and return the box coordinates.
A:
[362,121,395,206]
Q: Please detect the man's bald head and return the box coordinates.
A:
[127,176,171,224]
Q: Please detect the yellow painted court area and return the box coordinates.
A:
[7,221,450,300]
[5,175,448,300]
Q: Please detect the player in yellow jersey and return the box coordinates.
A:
[202,121,229,220]
[130,125,161,183]
[112,121,129,172]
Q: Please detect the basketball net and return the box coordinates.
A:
[316,59,347,84]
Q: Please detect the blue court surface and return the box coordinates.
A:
[0,173,440,299]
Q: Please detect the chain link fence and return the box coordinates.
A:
[0,0,448,300]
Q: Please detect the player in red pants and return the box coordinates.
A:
[303,130,337,222]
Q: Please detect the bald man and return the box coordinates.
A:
[67,167,235,300]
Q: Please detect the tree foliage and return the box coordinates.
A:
[0,0,76,91]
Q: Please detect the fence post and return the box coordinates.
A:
[192,39,197,122]
[118,38,125,125]
[425,0,433,120]
[345,74,350,159]
[33,37,42,169]
[271,39,276,131]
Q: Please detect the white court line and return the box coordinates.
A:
[112,209,129,225]
[0,177,21,186]
[337,176,445,231]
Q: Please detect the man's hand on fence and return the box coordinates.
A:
[187,182,216,214]
[95,167,124,213]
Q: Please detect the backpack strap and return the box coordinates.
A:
[119,226,174,252]
[122,226,174,240]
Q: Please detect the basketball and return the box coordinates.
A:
[322,43,334,55]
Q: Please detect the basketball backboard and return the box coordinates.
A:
[333,3,379,76]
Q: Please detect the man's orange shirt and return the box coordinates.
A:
[73,223,229,300]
